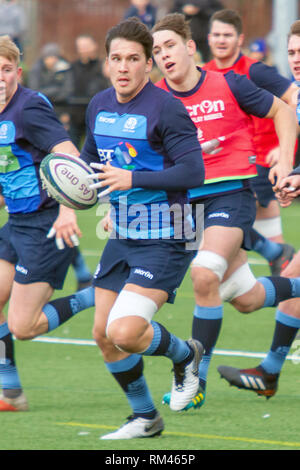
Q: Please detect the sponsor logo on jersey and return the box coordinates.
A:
[0,121,16,144]
[186,100,225,124]
[123,117,138,131]
[208,212,230,219]
[99,116,116,124]
[97,148,115,162]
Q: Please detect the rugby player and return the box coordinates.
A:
[204,9,297,275]
[218,20,300,398]
[0,35,94,411]
[82,17,206,439]
[151,13,298,410]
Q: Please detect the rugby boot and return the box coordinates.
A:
[100,413,164,439]
[269,243,295,275]
[170,339,204,411]
[162,385,206,411]
[218,365,279,399]
[0,392,29,411]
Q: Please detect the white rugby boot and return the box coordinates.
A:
[100,413,164,440]
[0,392,29,411]
[170,339,204,411]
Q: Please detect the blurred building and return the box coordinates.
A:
[17,0,300,67]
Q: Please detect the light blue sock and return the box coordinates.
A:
[261,310,300,374]
[0,323,22,391]
[253,238,282,261]
[105,355,156,418]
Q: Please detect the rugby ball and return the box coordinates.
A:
[40,153,98,210]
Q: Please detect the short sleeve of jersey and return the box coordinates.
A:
[224,70,274,118]
[22,94,71,152]
[248,62,292,97]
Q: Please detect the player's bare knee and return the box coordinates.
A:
[191,267,220,296]
[280,298,300,318]
[106,318,145,353]
[8,319,34,340]
[230,297,255,314]
[105,291,158,352]
[229,283,263,313]
[107,327,133,352]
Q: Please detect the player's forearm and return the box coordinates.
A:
[51,141,80,157]
[132,150,205,191]
[270,100,298,168]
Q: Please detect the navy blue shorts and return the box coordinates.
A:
[250,165,276,208]
[0,207,75,289]
[93,238,196,303]
[192,188,256,251]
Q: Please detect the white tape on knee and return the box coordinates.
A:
[253,216,282,238]
[220,262,257,302]
[191,250,228,281]
[106,290,158,335]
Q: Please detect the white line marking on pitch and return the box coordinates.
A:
[29,335,297,361]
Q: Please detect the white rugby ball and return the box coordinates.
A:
[40,153,98,210]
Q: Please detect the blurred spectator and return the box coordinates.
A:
[0,0,27,55]
[248,37,275,67]
[249,38,267,62]
[68,34,110,148]
[124,0,157,30]
[172,0,223,62]
[28,43,73,130]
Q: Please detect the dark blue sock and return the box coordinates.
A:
[0,323,22,394]
[143,321,192,364]
[105,354,156,419]
[43,286,95,331]
[192,305,223,390]
[250,228,282,261]
[261,310,300,374]
[258,276,300,307]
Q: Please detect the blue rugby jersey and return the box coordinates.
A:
[81,80,205,240]
[0,85,71,214]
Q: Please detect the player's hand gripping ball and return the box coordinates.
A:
[40,153,98,210]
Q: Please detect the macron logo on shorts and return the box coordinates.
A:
[16,264,28,275]
[208,212,230,219]
[134,268,154,280]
